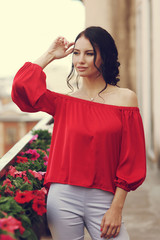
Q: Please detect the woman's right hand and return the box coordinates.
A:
[47,36,75,60]
[34,37,75,69]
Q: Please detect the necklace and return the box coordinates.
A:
[90,97,96,101]
[84,91,100,102]
[85,93,98,102]
[85,90,116,102]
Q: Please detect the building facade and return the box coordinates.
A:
[135,0,160,166]
[0,110,40,157]
[83,0,160,167]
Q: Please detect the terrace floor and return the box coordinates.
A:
[41,162,160,240]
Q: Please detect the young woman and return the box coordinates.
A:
[12,26,146,240]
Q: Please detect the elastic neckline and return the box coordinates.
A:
[31,62,139,111]
[54,91,139,111]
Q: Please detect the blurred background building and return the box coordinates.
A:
[0,0,160,170]
[0,0,85,157]
[83,0,160,169]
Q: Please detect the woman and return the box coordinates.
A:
[12,26,146,240]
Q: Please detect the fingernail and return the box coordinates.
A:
[100,228,102,231]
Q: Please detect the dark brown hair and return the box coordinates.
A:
[67,26,120,93]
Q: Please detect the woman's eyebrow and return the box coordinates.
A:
[74,48,94,52]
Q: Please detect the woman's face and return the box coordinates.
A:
[72,36,102,78]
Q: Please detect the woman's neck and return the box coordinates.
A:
[81,75,106,97]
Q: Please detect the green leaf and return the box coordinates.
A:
[0,210,6,218]
[19,228,38,240]
[17,229,31,239]
[0,196,9,203]
[0,197,23,216]
[20,182,33,191]
[20,214,31,226]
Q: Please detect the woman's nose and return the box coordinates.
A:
[78,54,85,63]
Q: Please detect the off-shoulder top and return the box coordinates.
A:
[11,62,146,194]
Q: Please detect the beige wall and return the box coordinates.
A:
[84,0,160,166]
[84,0,136,91]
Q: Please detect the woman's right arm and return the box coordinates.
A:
[34,37,75,69]
[11,37,74,114]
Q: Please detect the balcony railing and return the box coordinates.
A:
[0,115,53,240]
[0,115,53,178]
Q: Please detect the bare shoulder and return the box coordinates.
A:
[68,91,81,98]
[117,88,138,107]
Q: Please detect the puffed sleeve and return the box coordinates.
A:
[11,62,57,116]
[114,108,146,191]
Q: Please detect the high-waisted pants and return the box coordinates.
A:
[47,183,130,240]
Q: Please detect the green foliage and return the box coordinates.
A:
[29,129,51,150]
[0,129,52,239]
[18,228,38,240]
[0,197,23,215]
[15,156,47,172]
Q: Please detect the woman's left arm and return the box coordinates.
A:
[100,187,128,239]
[100,89,146,239]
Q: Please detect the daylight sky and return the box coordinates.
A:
[0,0,85,77]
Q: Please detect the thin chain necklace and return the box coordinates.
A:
[85,90,116,102]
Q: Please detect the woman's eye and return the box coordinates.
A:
[73,51,79,55]
[86,52,94,56]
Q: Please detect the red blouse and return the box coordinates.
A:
[11,62,146,194]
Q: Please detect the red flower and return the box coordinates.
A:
[28,170,42,180]
[14,191,33,204]
[16,171,25,178]
[2,179,15,196]
[2,179,13,188]
[25,149,40,160]
[32,198,47,216]
[19,151,25,156]
[32,187,48,201]
[0,235,16,240]
[43,155,48,161]
[0,216,25,234]
[6,166,17,177]
[38,171,46,178]
[4,187,14,196]
[29,134,38,144]
[23,175,31,184]
[6,166,27,179]
[40,187,48,195]
[16,156,28,163]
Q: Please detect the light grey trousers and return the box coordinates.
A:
[47,184,130,240]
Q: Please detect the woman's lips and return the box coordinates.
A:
[77,67,87,71]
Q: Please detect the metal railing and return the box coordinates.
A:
[0,115,53,178]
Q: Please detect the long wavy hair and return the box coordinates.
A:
[67,26,120,94]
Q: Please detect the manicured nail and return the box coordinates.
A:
[100,228,102,231]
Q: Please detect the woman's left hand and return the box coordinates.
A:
[100,206,122,239]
